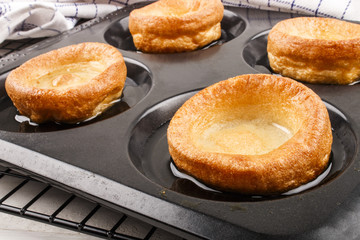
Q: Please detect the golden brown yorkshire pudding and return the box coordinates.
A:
[267,17,360,85]
[128,0,224,53]
[167,74,332,195]
[5,42,127,124]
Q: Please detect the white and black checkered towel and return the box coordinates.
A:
[0,0,359,44]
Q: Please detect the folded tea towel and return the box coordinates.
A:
[0,0,359,44]
[224,0,360,20]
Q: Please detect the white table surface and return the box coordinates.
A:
[0,212,100,240]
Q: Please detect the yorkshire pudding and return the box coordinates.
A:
[5,42,127,124]
[167,74,332,195]
[267,17,360,85]
[128,0,224,53]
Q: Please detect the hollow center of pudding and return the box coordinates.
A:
[194,118,293,155]
[32,61,106,89]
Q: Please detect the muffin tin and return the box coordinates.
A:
[0,2,360,239]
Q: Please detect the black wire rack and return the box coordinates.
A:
[0,39,43,58]
[0,165,183,240]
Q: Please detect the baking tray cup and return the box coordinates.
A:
[0,2,360,239]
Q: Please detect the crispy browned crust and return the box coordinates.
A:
[129,0,224,53]
[5,42,127,123]
[167,74,332,195]
[267,17,360,84]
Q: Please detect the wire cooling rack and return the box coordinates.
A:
[0,39,42,58]
[0,164,183,240]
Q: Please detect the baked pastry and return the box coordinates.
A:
[167,74,332,195]
[267,17,360,84]
[5,42,127,124]
[128,0,224,53]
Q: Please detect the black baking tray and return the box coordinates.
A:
[0,2,360,239]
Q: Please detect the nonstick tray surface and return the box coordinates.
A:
[0,2,360,239]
